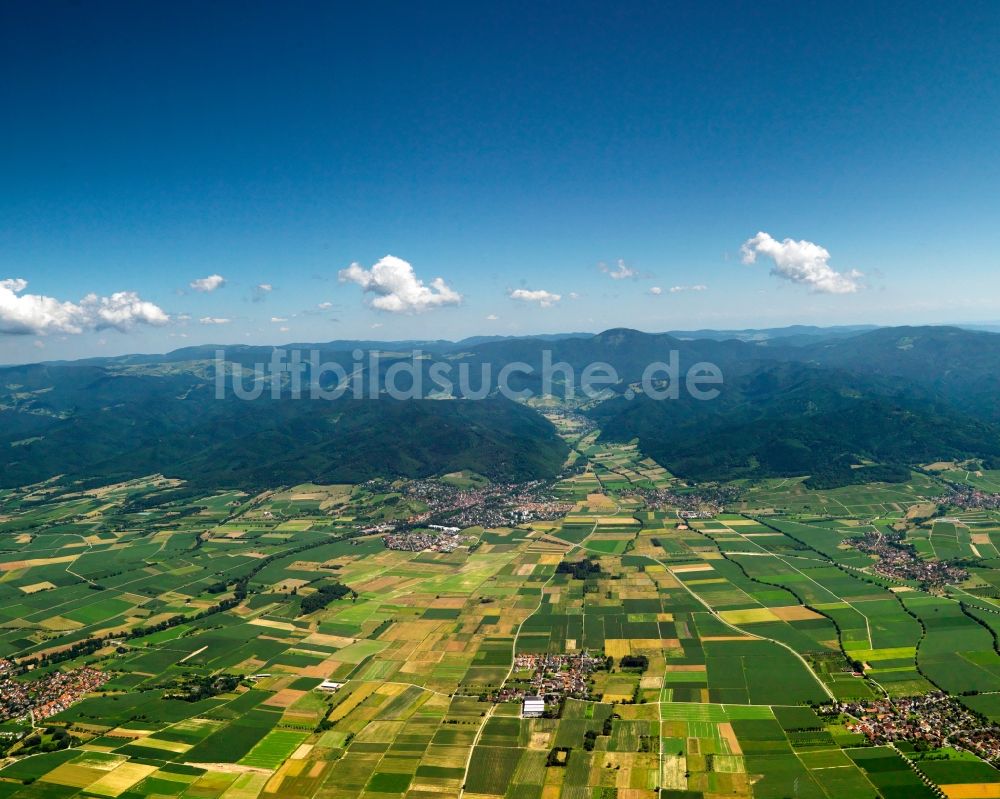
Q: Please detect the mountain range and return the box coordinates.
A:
[3,325,999,491]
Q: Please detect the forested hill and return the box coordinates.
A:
[3,324,1000,490]
[0,383,567,491]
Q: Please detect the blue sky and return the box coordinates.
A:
[1,0,999,361]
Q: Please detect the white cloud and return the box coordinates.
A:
[649,286,663,295]
[568,292,581,300]
[190,274,225,293]
[199,316,231,325]
[0,279,169,336]
[279,326,290,333]
[669,284,708,293]
[509,288,561,308]
[600,259,638,280]
[486,313,499,320]
[80,292,171,330]
[338,255,461,313]
[317,301,333,309]
[270,316,287,323]
[2,278,28,293]
[251,283,272,302]
[371,322,383,329]
[741,232,862,294]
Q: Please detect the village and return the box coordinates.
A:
[823,693,1000,765]
[939,486,1000,511]
[382,526,468,553]
[402,478,573,529]
[0,666,108,723]
[491,652,606,709]
[847,529,969,588]
[623,484,743,516]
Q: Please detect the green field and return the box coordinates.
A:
[0,431,998,799]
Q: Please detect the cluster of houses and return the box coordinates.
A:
[823,693,1000,764]
[0,666,108,722]
[492,653,605,714]
[360,522,397,535]
[848,530,968,588]
[383,528,467,553]
[939,486,1000,511]
[624,485,742,516]
[401,479,572,530]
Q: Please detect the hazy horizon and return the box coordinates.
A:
[3,2,999,362]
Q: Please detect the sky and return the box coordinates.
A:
[1,0,999,362]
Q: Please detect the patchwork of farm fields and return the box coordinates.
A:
[2,445,1000,798]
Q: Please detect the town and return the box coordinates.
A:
[402,478,574,529]
[0,666,108,723]
[382,526,468,553]
[939,486,1000,511]
[623,484,744,516]
[823,693,1000,765]
[491,652,606,706]
[847,529,969,588]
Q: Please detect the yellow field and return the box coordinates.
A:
[605,639,631,658]
[327,683,378,722]
[0,554,78,571]
[44,764,109,789]
[249,618,298,632]
[274,520,314,531]
[770,605,824,621]
[220,772,270,799]
[38,615,83,631]
[942,786,1000,799]
[669,564,713,574]
[19,580,56,593]
[131,736,191,753]
[847,646,918,662]
[661,753,687,791]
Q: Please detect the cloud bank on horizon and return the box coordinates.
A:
[741,232,863,294]
[0,278,169,336]
[338,255,461,314]
[0,231,862,347]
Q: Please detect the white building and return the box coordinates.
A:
[522,695,545,717]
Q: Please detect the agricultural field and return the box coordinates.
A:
[2,437,1000,798]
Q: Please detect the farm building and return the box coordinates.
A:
[522,695,545,717]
